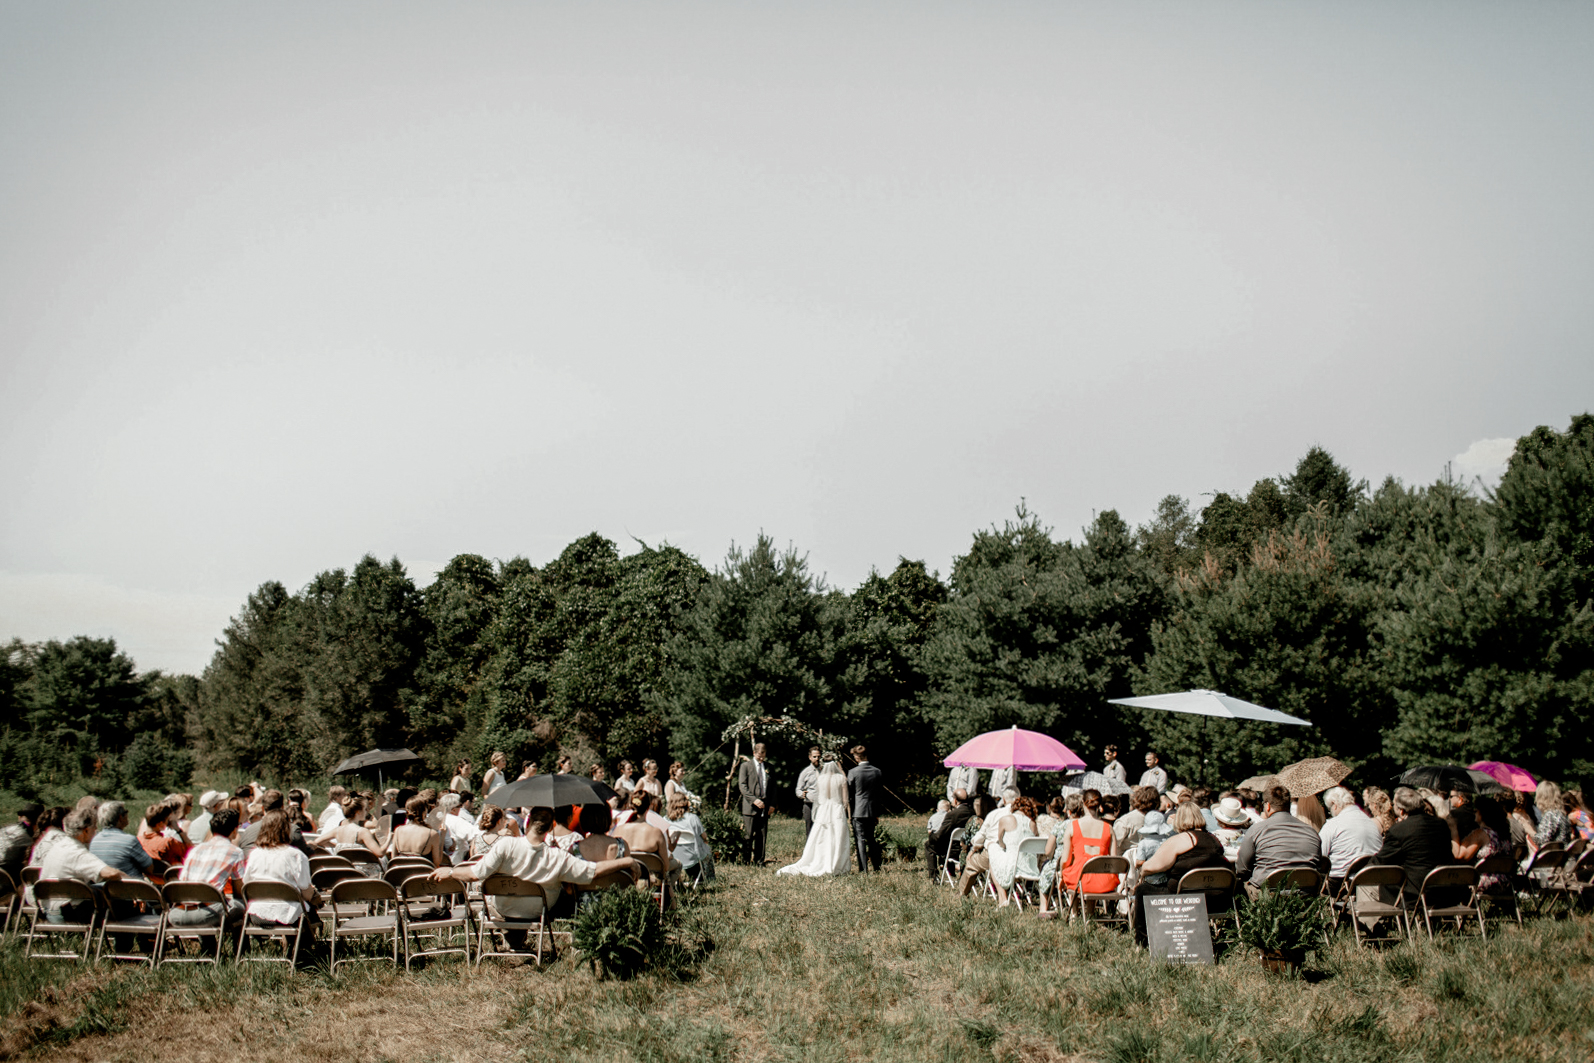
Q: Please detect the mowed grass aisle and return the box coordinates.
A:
[3,815,1592,1063]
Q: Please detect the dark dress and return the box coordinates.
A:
[1133,830,1229,944]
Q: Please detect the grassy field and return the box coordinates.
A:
[2,814,1591,1063]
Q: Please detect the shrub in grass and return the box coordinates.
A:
[698,806,745,862]
[1235,887,1327,968]
[572,885,666,980]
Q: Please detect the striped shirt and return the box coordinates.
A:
[180,836,246,895]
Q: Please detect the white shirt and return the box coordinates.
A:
[39,836,108,909]
[475,836,598,918]
[319,803,345,833]
[1139,766,1169,793]
[666,813,712,868]
[947,766,980,803]
[1319,805,1383,878]
[444,812,482,865]
[988,767,1016,796]
[243,845,312,924]
[1103,759,1127,784]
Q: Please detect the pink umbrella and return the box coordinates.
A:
[943,725,1087,772]
[1469,760,1538,792]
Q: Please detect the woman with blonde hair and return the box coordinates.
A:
[1532,780,1572,851]
[481,752,507,797]
[1362,787,1395,835]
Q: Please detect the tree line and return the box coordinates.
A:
[3,414,1591,802]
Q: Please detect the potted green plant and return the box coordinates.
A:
[1236,887,1327,973]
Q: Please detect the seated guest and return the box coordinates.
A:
[956,787,1017,897]
[40,809,123,922]
[926,789,976,882]
[1035,796,1065,836]
[1113,787,1158,851]
[1474,798,1514,892]
[172,807,246,932]
[1212,797,1250,848]
[1294,792,1328,832]
[238,791,312,855]
[1134,801,1229,944]
[927,800,951,835]
[1566,789,1593,841]
[316,798,384,861]
[665,794,715,883]
[1533,781,1572,852]
[1451,805,1488,862]
[1319,786,1382,894]
[1506,791,1536,861]
[1235,785,1326,896]
[90,801,155,882]
[428,806,634,929]
[436,793,480,864]
[576,804,627,862]
[1,802,42,883]
[242,810,320,931]
[386,795,446,866]
[615,792,677,902]
[29,807,70,867]
[1373,787,1455,901]
[318,786,348,833]
[470,806,520,859]
[188,791,227,844]
[286,789,317,833]
[1363,787,1395,835]
[1132,811,1176,886]
[1187,788,1219,833]
[1043,790,1116,915]
[138,802,189,871]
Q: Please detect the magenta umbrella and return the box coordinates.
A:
[943,725,1087,772]
[1469,760,1538,792]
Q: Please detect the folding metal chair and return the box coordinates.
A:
[17,865,41,946]
[1328,855,1374,932]
[26,880,99,961]
[1344,864,1409,947]
[1065,856,1131,929]
[1261,866,1324,894]
[1008,837,1051,910]
[0,868,20,940]
[1471,853,1522,928]
[1174,867,1238,937]
[400,876,472,970]
[309,854,356,874]
[631,852,669,912]
[328,878,401,972]
[160,881,233,965]
[1543,849,1594,915]
[1520,846,1568,912]
[936,828,965,886]
[237,881,311,966]
[1418,865,1485,940]
[476,875,553,967]
[96,879,167,965]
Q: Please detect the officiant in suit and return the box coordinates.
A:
[847,745,885,872]
[737,743,771,864]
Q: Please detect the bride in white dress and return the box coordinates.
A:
[777,758,853,877]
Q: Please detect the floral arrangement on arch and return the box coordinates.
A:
[719,714,848,755]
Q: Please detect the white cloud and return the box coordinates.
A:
[1451,437,1517,489]
[0,571,237,675]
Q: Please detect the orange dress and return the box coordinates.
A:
[1060,818,1118,893]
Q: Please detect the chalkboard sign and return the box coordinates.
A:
[1142,894,1214,965]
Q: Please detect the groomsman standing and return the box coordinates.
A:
[946,764,980,805]
[794,746,822,836]
[987,765,1017,798]
[1102,745,1127,786]
[738,744,771,864]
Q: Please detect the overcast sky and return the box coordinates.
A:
[2,2,1591,675]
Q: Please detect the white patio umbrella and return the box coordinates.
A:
[1108,689,1312,789]
[1107,689,1313,727]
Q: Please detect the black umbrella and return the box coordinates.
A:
[1395,765,1505,794]
[330,748,423,789]
[488,773,618,811]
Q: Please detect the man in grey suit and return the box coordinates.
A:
[737,743,771,864]
[847,744,885,872]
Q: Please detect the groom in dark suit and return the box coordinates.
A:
[737,743,770,864]
[847,744,885,872]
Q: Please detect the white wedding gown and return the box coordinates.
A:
[777,770,853,877]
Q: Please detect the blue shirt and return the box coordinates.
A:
[89,826,152,879]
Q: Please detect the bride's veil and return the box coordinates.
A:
[818,758,845,802]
